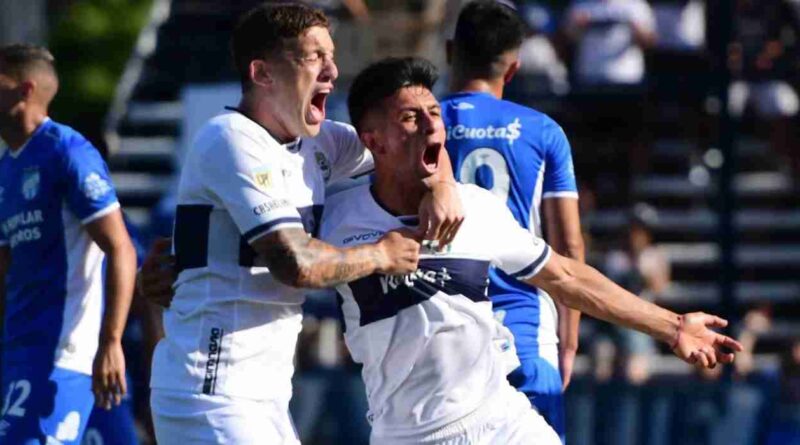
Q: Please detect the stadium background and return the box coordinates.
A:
[2,0,799,444]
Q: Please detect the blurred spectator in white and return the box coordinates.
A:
[652,0,705,52]
[516,2,570,95]
[563,0,657,87]
[727,0,800,173]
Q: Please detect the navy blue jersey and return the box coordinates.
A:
[0,118,119,373]
[442,91,577,356]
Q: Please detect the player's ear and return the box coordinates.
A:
[503,59,520,85]
[360,129,383,155]
[18,80,35,100]
[249,59,273,87]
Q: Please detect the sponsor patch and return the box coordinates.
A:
[82,172,111,201]
[252,167,273,190]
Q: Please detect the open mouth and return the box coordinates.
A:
[421,142,442,173]
[306,91,329,125]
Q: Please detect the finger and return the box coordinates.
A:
[118,371,128,396]
[425,217,443,242]
[440,217,464,247]
[717,350,736,364]
[717,334,744,352]
[704,347,717,368]
[694,350,709,368]
[704,315,728,329]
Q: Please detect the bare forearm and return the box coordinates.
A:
[531,257,680,344]
[100,243,137,342]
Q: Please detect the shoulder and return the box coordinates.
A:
[192,113,275,159]
[458,183,506,213]
[313,120,360,150]
[320,183,371,239]
[46,121,103,163]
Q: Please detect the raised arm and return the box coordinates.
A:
[85,209,137,409]
[526,253,742,368]
[251,227,419,289]
[543,198,584,389]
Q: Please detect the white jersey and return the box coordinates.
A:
[151,110,372,402]
[320,183,552,438]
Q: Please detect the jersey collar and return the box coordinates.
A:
[8,117,51,159]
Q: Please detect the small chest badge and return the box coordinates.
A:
[21,167,40,201]
[315,151,331,181]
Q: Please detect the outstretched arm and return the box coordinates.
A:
[85,209,137,409]
[526,254,742,368]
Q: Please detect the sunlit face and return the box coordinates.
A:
[374,86,446,180]
[270,25,338,138]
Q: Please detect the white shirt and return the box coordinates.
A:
[150,111,372,402]
[569,0,656,85]
[320,183,552,438]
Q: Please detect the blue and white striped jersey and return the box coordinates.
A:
[320,182,551,438]
[442,92,578,360]
[0,118,120,375]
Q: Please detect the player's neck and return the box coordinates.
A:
[237,96,297,144]
[0,110,47,151]
[450,77,504,100]
[372,173,426,216]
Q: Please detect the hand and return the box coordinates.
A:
[418,181,464,248]
[559,346,577,391]
[375,229,421,275]
[92,339,127,410]
[671,312,743,369]
[137,238,176,308]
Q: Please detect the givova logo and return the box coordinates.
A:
[446,118,522,145]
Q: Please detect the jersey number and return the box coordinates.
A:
[1,379,31,417]
[458,148,511,202]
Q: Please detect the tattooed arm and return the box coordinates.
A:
[252,227,420,289]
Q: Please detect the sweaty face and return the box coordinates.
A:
[377,86,446,180]
[271,26,338,138]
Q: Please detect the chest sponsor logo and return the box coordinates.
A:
[378,267,453,294]
[342,230,384,245]
[82,172,111,201]
[251,166,272,190]
[446,118,522,145]
[315,151,331,181]
[21,168,40,201]
[1,209,44,248]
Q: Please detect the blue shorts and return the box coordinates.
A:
[507,355,565,444]
[84,400,139,445]
[0,365,94,444]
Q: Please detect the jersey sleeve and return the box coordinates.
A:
[471,186,552,280]
[61,138,120,224]
[326,121,374,182]
[199,130,304,243]
[541,120,578,200]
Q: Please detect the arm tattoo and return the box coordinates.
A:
[258,228,383,289]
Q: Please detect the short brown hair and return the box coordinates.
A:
[231,2,329,88]
[0,44,56,80]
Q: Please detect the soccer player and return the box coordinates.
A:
[441,1,581,440]
[145,4,462,444]
[319,56,741,445]
[0,44,137,444]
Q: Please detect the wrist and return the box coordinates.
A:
[669,314,684,350]
[369,242,390,274]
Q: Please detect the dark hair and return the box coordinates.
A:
[0,44,56,80]
[452,0,525,78]
[231,2,329,88]
[347,57,439,133]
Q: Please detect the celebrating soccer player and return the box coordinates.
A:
[319,56,742,445]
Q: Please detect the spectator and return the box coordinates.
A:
[563,0,657,88]
[727,0,800,173]
[514,2,570,95]
[768,340,800,444]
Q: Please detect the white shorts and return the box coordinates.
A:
[371,383,561,445]
[151,389,300,445]
[729,80,799,118]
